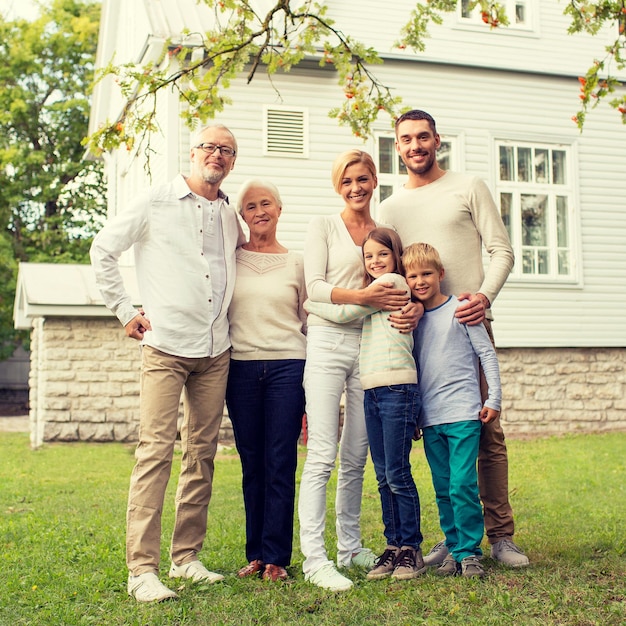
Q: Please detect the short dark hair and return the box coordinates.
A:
[395,110,437,135]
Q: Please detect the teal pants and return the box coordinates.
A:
[423,420,484,562]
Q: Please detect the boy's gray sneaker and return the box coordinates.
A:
[366,545,400,580]
[460,556,486,578]
[490,538,529,568]
[435,555,459,577]
[391,546,427,580]
[423,540,449,566]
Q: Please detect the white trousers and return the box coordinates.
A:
[298,326,370,575]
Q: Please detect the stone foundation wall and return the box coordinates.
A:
[498,347,626,436]
[27,317,626,447]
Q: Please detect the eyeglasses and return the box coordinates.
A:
[194,143,236,157]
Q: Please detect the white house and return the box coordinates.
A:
[15,0,626,445]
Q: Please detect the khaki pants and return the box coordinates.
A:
[479,320,515,543]
[126,346,230,576]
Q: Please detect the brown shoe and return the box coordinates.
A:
[262,564,288,582]
[238,559,264,578]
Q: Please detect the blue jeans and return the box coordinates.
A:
[364,384,422,549]
[225,359,305,566]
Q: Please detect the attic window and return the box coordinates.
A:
[264,106,308,157]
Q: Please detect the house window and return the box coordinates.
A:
[376,134,457,204]
[496,140,576,281]
[263,106,308,157]
[459,0,532,30]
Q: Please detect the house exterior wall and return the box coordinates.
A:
[329,0,620,78]
[102,59,626,349]
[26,317,235,449]
[26,317,626,447]
[30,0,621,446]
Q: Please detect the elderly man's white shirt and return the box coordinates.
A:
[90,174,244,358]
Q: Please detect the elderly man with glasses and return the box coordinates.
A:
[90,124,245,602]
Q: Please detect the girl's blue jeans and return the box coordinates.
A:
[364,384,423,549]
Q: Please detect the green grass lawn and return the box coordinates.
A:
[1,431,625,625]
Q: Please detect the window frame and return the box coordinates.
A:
[456,0,538,36]
[493,137,582,286]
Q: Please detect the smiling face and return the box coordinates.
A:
[363,238,396,279]
[190,126,237,186]
[395,118,441,179]
[405,262,446,310]
[240,185,281,237]
[339,162,377,213]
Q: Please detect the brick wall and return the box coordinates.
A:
[27,317,626,448]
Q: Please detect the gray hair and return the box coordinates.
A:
[191,123,238,153]
[236,179,283,216]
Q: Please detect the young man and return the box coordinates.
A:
[90,124,245,602]
[378,110,528,567]
[404,242,501,578]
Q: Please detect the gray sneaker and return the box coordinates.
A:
[423,540,449,566]
[435,555,459,577]
[366,545,400,580]
[490,538,529,568]
[391,546,427,580]
[460,556,486,578]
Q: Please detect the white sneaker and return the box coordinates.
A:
[305,563,353,591]
[127,572,178,603]
[338,547,378,569]
[169,560,225,583]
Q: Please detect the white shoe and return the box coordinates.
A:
[305,563,353,591]
[127,572,178,603]
[338,547,377,569]
[169,560,225,583]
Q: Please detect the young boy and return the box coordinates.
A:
[402,243,502,578]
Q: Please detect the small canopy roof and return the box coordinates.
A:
[14,262,141,329]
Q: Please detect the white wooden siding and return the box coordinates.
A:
[94,0,626,350]
[327,0,624,80]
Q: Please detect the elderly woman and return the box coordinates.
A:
[226,178,307,582]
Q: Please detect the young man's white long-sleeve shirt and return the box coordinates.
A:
[90,174,245,358]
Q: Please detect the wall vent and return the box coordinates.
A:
[264,107,308,157]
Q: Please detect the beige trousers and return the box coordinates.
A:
[126,346,230,575]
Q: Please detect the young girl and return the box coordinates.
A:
[305,227,426,581]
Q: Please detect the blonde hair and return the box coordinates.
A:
[330,149,377,193]
[402,242,444,273]
[362,227,404,287]
[236,179,282,216]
